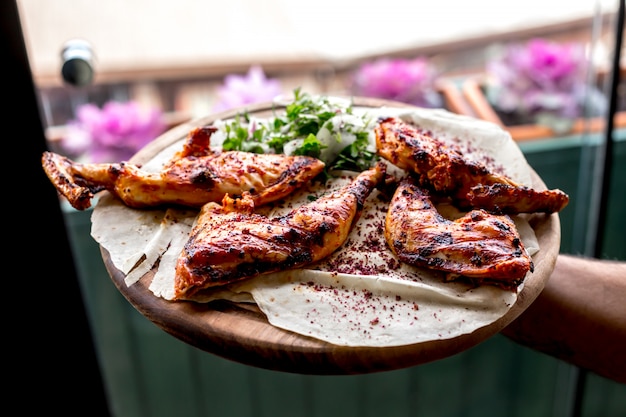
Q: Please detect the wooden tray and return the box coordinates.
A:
[102,98,561,375]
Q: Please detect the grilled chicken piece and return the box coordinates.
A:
[174,162,386,299]
[375,117,569,214]
[385,177,533,286]
[42,126,326,210]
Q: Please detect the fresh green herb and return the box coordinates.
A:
[219,88,378,172]
[332,131,376,172]
[295,134,325,158]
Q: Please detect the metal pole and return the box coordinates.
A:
[572,2,624,417]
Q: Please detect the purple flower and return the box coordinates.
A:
[350,57,443,108]
[61,101,166,163]
[486,38,606,128]
[212,66,283,112]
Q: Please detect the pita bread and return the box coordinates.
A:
[91,103,539,347]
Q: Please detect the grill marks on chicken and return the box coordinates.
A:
[374,116,567,286]
[42,114,561,292]
[42,126,326,210]
[374,117,569,214]
[386,177,533,285]
[174,162,386,299]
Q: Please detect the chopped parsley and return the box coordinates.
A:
[219,88,377,172]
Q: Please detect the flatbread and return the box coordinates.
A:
[91,103,538,348]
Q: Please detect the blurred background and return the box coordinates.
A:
[18,0,623,128]
[14,0,625,416]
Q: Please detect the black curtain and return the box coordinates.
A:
[2,1,110,415]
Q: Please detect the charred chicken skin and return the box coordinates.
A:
[375,117,569,214]
[42,126,326,210]
[385,177,533,286]
[174,162,386,299]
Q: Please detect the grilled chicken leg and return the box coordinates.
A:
[385,177,533,287]
[375,117,569,214]
[174,162,386,299]
[42,126,326,210]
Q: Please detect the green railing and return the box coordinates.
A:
[520,129,626,259]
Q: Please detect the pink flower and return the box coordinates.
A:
[520,39,582,88]
[350,58,443,108]
[61,101,166,163]
[486,38,606,127]
[212,66,283,112]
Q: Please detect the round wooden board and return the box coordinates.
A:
[102,98,561,375]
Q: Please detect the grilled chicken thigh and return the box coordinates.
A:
[42,126,326,210]
[385,177,533,286]
[174,162,386,299]
[375,117,569,214]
